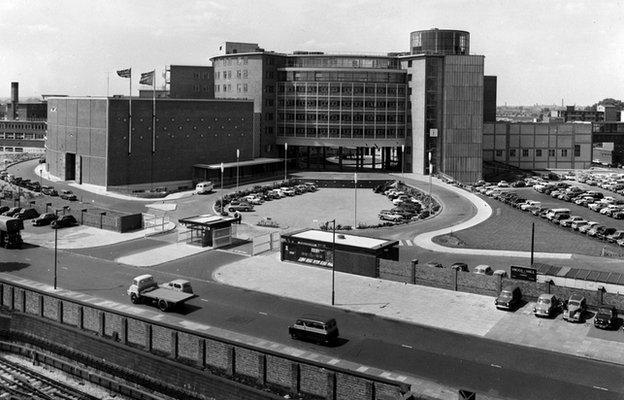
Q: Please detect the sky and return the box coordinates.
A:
[0,0,622,106]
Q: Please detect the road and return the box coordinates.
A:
[1,244,622,400]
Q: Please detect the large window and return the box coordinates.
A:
[574,145,581,157]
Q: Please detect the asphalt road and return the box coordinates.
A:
[1,245,623,400]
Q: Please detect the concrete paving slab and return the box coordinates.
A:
[115,242,214,266]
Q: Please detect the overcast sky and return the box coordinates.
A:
[0,0,622,106]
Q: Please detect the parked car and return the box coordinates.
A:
[41,186,59,196]
[473,264,493,275]
[60,190,77,201]
[495,285,522,311]
[280,187,296,196]
[3,207,22,217]
[32,213,58,226]
[450,262,469,272]
[570,219,589,230]
[587,225,605,237]
[497,180,509,188]
[559,215,584,228]
[379,213,403,222]
[51,215,78,229]
[228,203,254,212]
[597,227,617,241]
[16,208,39,220]
[562,294,587,323]
[594,306,618,330]
[289,315,339,345]
[606,230,624,243]
[533,294,560,318]
[520,200,541,211]
[425,261,444,268]
[578,221,599,234]
[493,270,508,278]
[163,279,193,294]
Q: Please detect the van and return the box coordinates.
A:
[495,285,522,311]
[288,315,339,345]
[546,208,570,221]
[195,181,214,194]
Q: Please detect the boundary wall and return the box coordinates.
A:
[0,278,412,400]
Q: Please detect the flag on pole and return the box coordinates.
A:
[139,70,155,86]
[116,68,131,78]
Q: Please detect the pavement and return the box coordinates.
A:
[213,251,624,368]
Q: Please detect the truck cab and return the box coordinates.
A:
[127,274,158,300]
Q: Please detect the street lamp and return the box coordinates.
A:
[45,202,51,213]
[53,209,60,290]
[353,172,358,228]
[236,148,240,191]
[329,219,336,306]
[220,162,224,213]
[284,142,288,182]
[428,151,433,214]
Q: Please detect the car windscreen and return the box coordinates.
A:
[499,291,512,299]
[538,298,551,305]
[568,300,580,307]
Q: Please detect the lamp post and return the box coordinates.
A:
[236,149,240,191]
[99,211,106,229]
[81,208,88,225]
[45,202,51,213]
[353,172,358,228]
[220,162,224,213]
[330,219,336,306]
[53,209,60,290]
[428,151,433,214]
[284,142,288,182]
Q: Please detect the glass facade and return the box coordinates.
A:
[410,30,470,55]
[285,56,400,70]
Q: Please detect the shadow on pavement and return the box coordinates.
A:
[0,262,30,272]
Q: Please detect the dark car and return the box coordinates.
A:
[495,285,522,311]
[17,208,39,220]
[3,207,22,217]
[425,261,444,268]
[60,190,77,201]
[0,206,9,214]
[289,315,339,345]
[228,203,254,212]
[597,227,617,241]
[33,213,58,226]
[41,186,59,196]
[450,262,469,272]
[51,215,78,229]
[594,306,618,330]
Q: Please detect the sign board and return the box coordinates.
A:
[510,265,537,282]
[429,128,438,137]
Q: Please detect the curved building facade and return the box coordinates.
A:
[410,29,469,55]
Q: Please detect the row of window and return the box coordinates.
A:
[498,146,582,158]
[278,83,406,96]
[277,99,406,109]
[191,72,212,80]
[215,70,249,80]
[0,133,45,140]
[0,147,23,152]
[277,126,405,138]
[192,84,212,92]
[277,113,406,123]
[282,71,405,84]
[215,83,248,93]
[214,57,250,67]
[0,123,45,130]
[285,56,399,70]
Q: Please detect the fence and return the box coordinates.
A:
[252,232,281,256]
[0,278,412,400]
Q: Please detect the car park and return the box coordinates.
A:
[51,215,78,229]
[594,306,618,330]
[450,262,469,272]
[32,213,58,226]
[533,294,560,318]
[562,295,587,323]
[473,264,493,275]
[289,315,339,345]
[495,286,522,311]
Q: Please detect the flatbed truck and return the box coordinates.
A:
[127,274,197,312]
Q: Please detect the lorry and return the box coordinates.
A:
[127,274,197,312]
[0,216,24,249]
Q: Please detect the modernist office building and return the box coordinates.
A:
[1,82,46,155]
[211,29,490,183]
[46,96,254,192]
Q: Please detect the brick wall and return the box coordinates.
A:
[0,281,411,400]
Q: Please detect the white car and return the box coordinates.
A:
[245,195,264,205]
[379,213,403,222]
[520,200,541,211]
[570,219,589,230]
[473,264,493,275]
[560,216,584,228]
[497,180,509,188]
[578,221,599,234]
[588,202,604,212]
[280,187,296,196]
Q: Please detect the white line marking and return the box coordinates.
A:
[490,364,502,368]
[593,386,608,391]
[401,344,413,349]
[259,312,267,315]
[200,299,209,302]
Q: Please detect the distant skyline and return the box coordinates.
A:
[1,0,622,106]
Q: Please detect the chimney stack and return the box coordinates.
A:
[10,82,18,120]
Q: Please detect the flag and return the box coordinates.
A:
[139,70,155,86]
[116,68,131,78]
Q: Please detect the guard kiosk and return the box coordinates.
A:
[178,214,237,248]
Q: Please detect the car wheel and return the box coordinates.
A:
[130,293,139,304]
[290,333,298,340]
[158,299,169,311]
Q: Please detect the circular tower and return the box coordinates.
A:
[410,29,470,55]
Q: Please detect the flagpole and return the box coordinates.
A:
[151,70,156,190]
[129,69,132,154]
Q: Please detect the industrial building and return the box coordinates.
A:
[211,28,492,183]
[0,82,46,156]
[45,96,256,192]
[482,122,592,170]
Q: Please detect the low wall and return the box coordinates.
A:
[292,178,389,189]
[379,259,624,311]
[0,279,412,400]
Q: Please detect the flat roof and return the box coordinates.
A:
[287,229,397,250]
[178,214,237,226]
[194,158,284,169]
